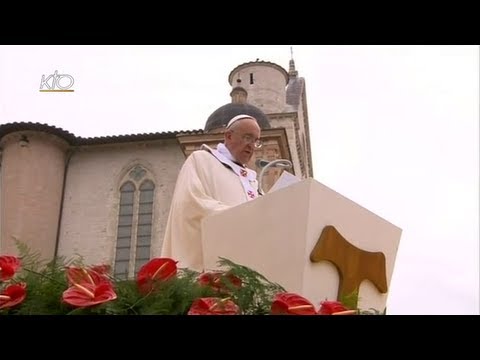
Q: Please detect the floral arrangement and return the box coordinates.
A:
[0,245,382,315]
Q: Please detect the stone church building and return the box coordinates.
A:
[0,58,313,278]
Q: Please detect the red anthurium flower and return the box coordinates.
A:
[331,310,358,315]
[66,266,110,287]
[187,297,240,315]
[0,256,21,281]
[90,265,111,275]
[197,271,242,294]
[318,300,351,315]
[271,292,317,315]
[62,282,117,307]
[0,282,27,309]
[137,258,178,294]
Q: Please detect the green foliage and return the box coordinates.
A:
[339,290,359,310]
[1,244,384,315]
[216,257,286,315]
[1,246,286,315]
[359,307,386,315]
[2,244,71,315]
[104,272,215,315]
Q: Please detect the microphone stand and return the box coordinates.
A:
[258,159,293,195]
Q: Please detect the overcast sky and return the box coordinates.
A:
[0,45,478,315]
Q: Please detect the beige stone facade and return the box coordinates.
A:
[0,59,312,275]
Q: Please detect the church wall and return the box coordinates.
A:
[295,94,308,178]
[295,84,314,179]
[270,116,302,178]
[301,92,314,178]
[57,139,185,266]
[0,131,68,260]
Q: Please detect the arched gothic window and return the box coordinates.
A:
[114,165,155,279]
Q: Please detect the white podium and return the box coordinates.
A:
[202,178,402,312]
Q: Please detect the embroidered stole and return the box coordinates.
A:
[201,144,258,200]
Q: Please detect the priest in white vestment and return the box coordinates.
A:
[161,115,263,271]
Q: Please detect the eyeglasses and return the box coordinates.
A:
[230,130,263,148]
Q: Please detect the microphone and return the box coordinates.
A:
[255,159,270,168]
[256,159,294,195]
[255,159,292,169]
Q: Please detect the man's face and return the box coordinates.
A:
[224,119,261,165]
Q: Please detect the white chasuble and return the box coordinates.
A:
[161,144,259,271]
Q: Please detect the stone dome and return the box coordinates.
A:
[204,103,271,133]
